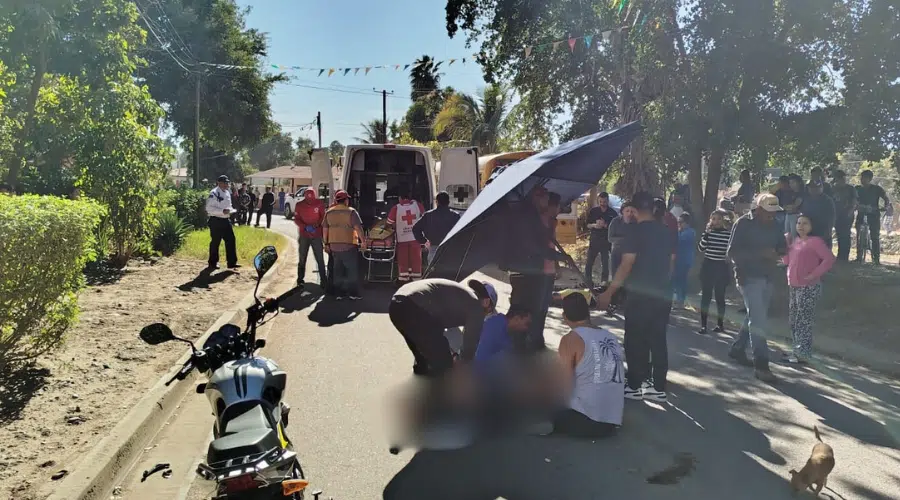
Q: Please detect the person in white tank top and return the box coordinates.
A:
[554,293,624,438]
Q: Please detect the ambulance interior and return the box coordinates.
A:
[346,149,432,229]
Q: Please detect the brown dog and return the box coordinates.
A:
[789,426,835,496]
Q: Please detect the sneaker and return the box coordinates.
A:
[697,327,708,335]
[713,325,725,333]
[728,349,754,367]
[349,295,363,301]
[642,386,668,402]
[624,386,643,401]
[335,296,345,301]
[783,354,808,365]
[754,367,777,383]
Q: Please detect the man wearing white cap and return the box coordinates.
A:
[726,192,787,383]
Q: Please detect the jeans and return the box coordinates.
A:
[389,296,453,376]
[671,265,691,303]
[298,236,327,285]
[585,242,611,286]
[330,249,359,296]
[731,277,774,367]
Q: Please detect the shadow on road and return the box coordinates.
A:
[178,269,236,291]
[382,385,790,500]
[0,364,51,425]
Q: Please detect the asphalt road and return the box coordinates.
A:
[147,215,900,500]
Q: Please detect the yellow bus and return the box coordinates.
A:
[478,151,537,189]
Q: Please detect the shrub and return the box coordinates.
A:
[153,209,192,256]
[0,195,105,368]
[166,186,209,229]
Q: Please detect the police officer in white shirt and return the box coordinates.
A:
[206,175,240,270]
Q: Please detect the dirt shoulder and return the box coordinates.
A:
[0,258,259,500]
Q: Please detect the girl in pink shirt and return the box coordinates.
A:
[782,215,836,364]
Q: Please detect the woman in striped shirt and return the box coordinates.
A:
[697,210,732,334]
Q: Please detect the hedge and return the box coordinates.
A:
[0,195,105,367]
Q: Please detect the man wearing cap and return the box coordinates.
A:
[323,190,365,300]
[726,192,787,383]
[388,278,495,376]
[205,175,239,270]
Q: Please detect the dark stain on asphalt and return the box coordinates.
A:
[646,452,696,485]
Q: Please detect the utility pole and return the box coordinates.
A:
[193,72,201,188]
[316,111,322,148]
[374,88,394,143]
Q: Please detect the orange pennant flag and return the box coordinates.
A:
[327,68,335,77]
[364,67,372,75]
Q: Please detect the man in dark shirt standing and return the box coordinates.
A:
[727,193,787,383]
[831,170,857,261]
[855,169,890,265]
[584,192,618,287]
[414,191,461,266]
[256,186,276,228]
[799,181,835,248]
[596,191,673,402]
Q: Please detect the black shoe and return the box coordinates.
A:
[713,325,725,333]
[207,263,220,270]
[728,349,754,367]
[697,327,708,335]
[227,264,242,269]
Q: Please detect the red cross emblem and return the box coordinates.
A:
[401,209,417,225]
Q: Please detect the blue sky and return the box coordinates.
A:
[236,0,487,146]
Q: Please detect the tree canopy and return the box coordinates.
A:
[444,0,900,217]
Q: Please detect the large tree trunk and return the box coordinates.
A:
[687,147,705,227]
[704,146,725,218]
[4,49,47,191]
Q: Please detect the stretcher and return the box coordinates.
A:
[362,217,396,283]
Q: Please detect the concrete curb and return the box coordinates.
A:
[46,236,291,500]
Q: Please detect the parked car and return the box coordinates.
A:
[282,186,310,219]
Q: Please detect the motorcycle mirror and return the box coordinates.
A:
[139,323,175,345]
[254,339,266,349]
[253,246,278,278]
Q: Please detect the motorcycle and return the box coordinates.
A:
[139,246,324,499]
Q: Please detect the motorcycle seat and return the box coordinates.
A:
[207,428,281,465]
[207,404,280,465]
[223,404,273,434]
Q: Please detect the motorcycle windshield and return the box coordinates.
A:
[203,324,241,350]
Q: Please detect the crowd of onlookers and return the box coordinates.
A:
[584,167,891,384]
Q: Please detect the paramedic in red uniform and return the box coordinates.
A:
[388,187,426,282]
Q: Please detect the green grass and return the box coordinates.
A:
[176,225,289,265]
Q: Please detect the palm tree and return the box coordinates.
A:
[433,84,513,155]
[355,119,387,144]
[409,55,441,101]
